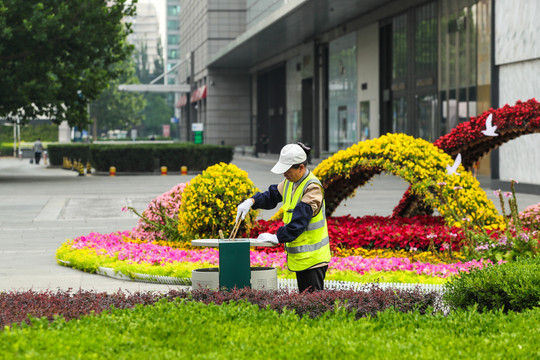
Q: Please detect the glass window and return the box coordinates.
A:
[328,32,357,152]
[167,20,180,31]
[167,5,180,16]
[392,14,407,80]
[168,34,179,45]
[415,3,437,74]
[168,49,179,60]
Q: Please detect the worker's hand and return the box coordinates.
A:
[257,233,279,245]
[236,199,254,222]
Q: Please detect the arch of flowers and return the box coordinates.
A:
[313,133,503,229]
[393,98,540,217]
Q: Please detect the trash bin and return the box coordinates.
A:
[191,268,219,290]
[192,267,277,290]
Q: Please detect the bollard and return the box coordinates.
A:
[181,166,187,175]
[109,166,116,176]
[161,166,167,176]
[78,161,85,176]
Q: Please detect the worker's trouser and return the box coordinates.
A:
[296,265,328,293]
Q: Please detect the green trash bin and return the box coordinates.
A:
[219,239,251,289]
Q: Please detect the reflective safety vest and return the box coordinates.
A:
[281,171,331,271]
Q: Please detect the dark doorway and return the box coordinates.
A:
[257,65,286,153]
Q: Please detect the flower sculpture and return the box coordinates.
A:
[394,98,540,217]
[313,133,503,229]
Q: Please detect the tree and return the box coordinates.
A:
[0,0,137,128]
[90,58,146,137]
[140,94,173,137]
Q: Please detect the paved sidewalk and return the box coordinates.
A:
[1,155,539,293]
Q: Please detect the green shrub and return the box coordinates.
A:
[46,144,91,165]
[443,257,540,312]
[45,143,233,171]
[90,144,156,172]
[0,145,14,156]
[90,143,233,172]
[1,300,539,359]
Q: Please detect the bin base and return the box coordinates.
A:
[191,267,277,290]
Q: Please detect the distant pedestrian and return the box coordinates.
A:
[33,139,43,165]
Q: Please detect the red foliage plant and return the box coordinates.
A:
[0,287,441,329]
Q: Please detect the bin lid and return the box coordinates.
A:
[191,238,277,247]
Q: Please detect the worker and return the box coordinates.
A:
[236,142,331,292]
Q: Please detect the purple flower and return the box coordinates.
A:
[494,189,501,196]
[475,244,489,251]
[519,233,529,242]
[454,186,463,190]
[437,182,447,186]
[504,192,512,198]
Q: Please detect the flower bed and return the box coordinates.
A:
[249,215,465,252]
[57,227,495,285]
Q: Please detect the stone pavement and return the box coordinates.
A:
[1,155,539,293]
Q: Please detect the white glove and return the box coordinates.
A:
[236,198,254,222]
[257,233,279,245]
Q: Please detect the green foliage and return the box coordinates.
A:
[1,300,539,359]
[0,123,58,143]
[443,257,540,313]
[90,144,155,172]
[46,144,91,165]
[90,58,146,135]
[140,94,174,137]
[0,0,136,128]
[46,143,233,171]
[0,144,14,156]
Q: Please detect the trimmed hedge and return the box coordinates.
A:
[443,257,540,312]
[0,145,14,156]
[46,143,233,171]
[47,144,91,165]
[1,299,539,359]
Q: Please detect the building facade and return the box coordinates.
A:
[127,2,162,75]
[177,0,540,192]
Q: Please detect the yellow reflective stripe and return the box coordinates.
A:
[285,236,329,254]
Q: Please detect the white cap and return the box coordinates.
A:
[271,144,307,174]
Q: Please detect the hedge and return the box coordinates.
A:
[1,300,538,359]
[46,143,234,172]
[443,257,540,312]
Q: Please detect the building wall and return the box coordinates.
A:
[246,0,284,29]
[356,23,379,139]
[495,0,540,186]
[206,71,251,146]
[180,0,250,146]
